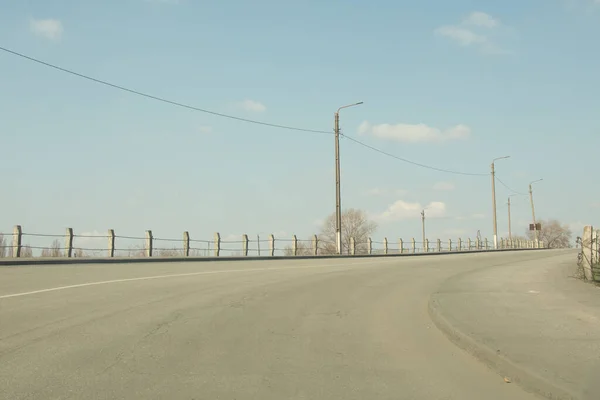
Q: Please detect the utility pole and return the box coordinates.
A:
[529,179,543,244]
[421,209,426,252]
[491,156,510,250]
[334,102,363,255]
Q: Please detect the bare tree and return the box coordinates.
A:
[41,239,63,257]
[157,248,184,257]
[74,248,88,258]
[21,245,33,258]
[525,219,572,248]
[319,208,378,255]
[282,240,314,256]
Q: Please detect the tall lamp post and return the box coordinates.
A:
[334,101,363,255]
[529,179,543,245]
[491,156,510,249]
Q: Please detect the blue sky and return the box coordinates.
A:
[1,0,599,252]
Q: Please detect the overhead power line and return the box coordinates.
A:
[1,45,488,177]
[0,46,330,135]
[342,134,487,176]
[495,176,527,195]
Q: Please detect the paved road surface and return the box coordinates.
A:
[430,249,598,400]
[1,251,558,399]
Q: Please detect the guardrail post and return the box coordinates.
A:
[399,239,404,254]
[292,235,298,256]
[476,237,480,250]
[65,228,74,258]
[368,238,372,255]
[108,229,115,257]
[312,234,318,256]
[214,232,221,257]
[383,238,388,254]
[458,238,462,251]
[448,239,452,251]
[269,234,275,256]
[12,225,22,258]
[437,239,441,252]
[484,238,489,250]
[350,237,356,255]
[242,234,249,256]
[183,231,190,256]
[425,239,429,253]
[411,238,416,253]
[145,230,153,257]
[468,238,472,250]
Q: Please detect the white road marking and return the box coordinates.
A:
[0,259,392,300]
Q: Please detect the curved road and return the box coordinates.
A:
[1,251,553,399]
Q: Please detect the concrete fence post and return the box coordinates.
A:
[458,238,462,251]
[437,239,441,252]
[292,235,298,256]
[425,239,429,253]
[383,238,388,255]
[484,238,489,250]
[65,228,74,258]
[468,238,472,250]
[399,239,404,254]
[214,232,221,257]
[411,238,416,253]
[312,235,318,256]
[108,229,115,257]
[448,239,452,252]
[12,225,22,258]
[368,238,372,255]
[242,234,249,256]
[350,237,356,255]
[145,230,153,257]
[476,237,480,250]
[269,234,275,256]
[183,231,190,257]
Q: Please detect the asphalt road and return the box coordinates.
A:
[1,251,555,399]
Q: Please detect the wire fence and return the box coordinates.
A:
[0,226,540,261]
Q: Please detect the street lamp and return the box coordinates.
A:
[529,179,543,244]
[334,101,363,255]
[491,156,510,249]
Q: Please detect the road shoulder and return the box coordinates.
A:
[428,250,599,400]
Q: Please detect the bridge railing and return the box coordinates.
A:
[0,225,545,259]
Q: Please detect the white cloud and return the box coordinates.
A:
[435,12,510,55]
[471,213,486,219]
[239,100,266,113]
[433,181,455,191]
[435,26,487,46]
[358,121,471,143]
[376,200,446,222]
[30,18,63,40]
[464,12,499,28]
